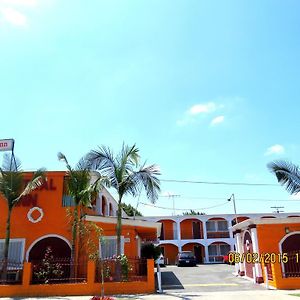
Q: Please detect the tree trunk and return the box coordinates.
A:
[1,207,12,281]
[116,200,122,256]
[70,205,79,281]
[116,198,123,281]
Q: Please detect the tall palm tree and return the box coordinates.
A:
[0,154,45,278]
[86,144,161,257]
[58,153,109,272]
[267,160,300,194]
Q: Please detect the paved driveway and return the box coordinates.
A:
[159,264,266,292]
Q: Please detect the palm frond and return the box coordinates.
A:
[128,164,161,203]
[85,146,118,188]
[267,160,300,194]
[14,168,46,204]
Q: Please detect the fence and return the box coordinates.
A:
[0,260,23,285]
[0,259,154,297]
[282,251,300,278]
[30,258,87,284]
[95,258,147,283]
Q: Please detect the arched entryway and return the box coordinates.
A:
[182,242,204,264]
[208,242,231,263]
[281,233,300,278]
[28,236,71,261]
[27,235,71,283]
[160,243,178,265]
[243,231,254,278]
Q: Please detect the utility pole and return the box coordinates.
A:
[167,193,180,216]
[228,193,238,224]
[271,206,284,214]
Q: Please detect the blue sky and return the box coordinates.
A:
[1,0,300,216]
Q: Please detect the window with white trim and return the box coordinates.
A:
[206,220,228,232]
[100,236,124,259]
[0,239,25,263]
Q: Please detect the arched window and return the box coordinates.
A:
[101,196,107,216]
[109,203,113,216]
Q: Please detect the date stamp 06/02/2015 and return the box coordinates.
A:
[229,252,299,264]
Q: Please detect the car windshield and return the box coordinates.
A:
[179,253,193,258]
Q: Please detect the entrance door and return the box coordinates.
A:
[193,222,201,239]
[194,245,202,264]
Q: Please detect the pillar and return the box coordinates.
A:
[235,231,245,276]
[250,226,263,283]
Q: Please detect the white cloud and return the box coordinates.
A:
[210,115,224,126]
[264,144,285,156]
[1,7,27,26]
[177,101,223,126]
[188,102,217,115]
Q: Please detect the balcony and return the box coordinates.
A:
[207,231,230,239]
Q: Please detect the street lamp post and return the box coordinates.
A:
[228,193,238,225]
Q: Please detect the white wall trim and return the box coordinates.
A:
[25,234,71,261]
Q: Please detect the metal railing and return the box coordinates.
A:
[31,258,87,284]
[0,260,23,285]
[282,251,300,278]
[95,257,147,283]
[207,231,230,239]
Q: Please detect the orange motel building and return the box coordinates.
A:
[143,213,300,267]
[232,217,300,289]
[0,171,160,273]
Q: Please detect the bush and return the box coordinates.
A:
[141,243,161,260]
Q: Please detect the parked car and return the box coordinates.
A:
[176,251,197,267]
[155,254,165,267]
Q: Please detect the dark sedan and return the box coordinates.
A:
[176,251,197,267]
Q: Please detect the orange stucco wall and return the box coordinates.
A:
[180,219,203,239]
[159,220,175,240]
[243,222,300,289]
[161,243,178,264]
[0,171,147,260]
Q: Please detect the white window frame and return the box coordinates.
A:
[0,238,25,268]
[99,236,125,259]
[206,220,228,232]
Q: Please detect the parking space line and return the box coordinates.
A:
[162,283,239,288]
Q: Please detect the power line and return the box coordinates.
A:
[160,179,279,186]
[158,195,300,202]
[139,201,230,211]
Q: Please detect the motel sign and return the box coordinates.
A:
[0,139,14,151]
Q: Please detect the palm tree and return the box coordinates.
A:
[57,153,109,274]
[0,154,45,279]
[267,160,300,195]
[86,144,161,257]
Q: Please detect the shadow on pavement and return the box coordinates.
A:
[161,271,184,290]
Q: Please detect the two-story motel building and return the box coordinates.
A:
[142,213,300,264]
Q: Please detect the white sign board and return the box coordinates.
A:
[0,139,14,152]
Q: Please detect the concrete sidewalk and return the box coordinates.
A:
[1,290,300,300]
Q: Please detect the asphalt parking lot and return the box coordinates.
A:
[159,264,266,292]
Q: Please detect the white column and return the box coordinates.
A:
[251,227,263,282]
[177,221,182,252]
[204,245,209,263]
[202,220,207,239]
[235,232,245,275]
